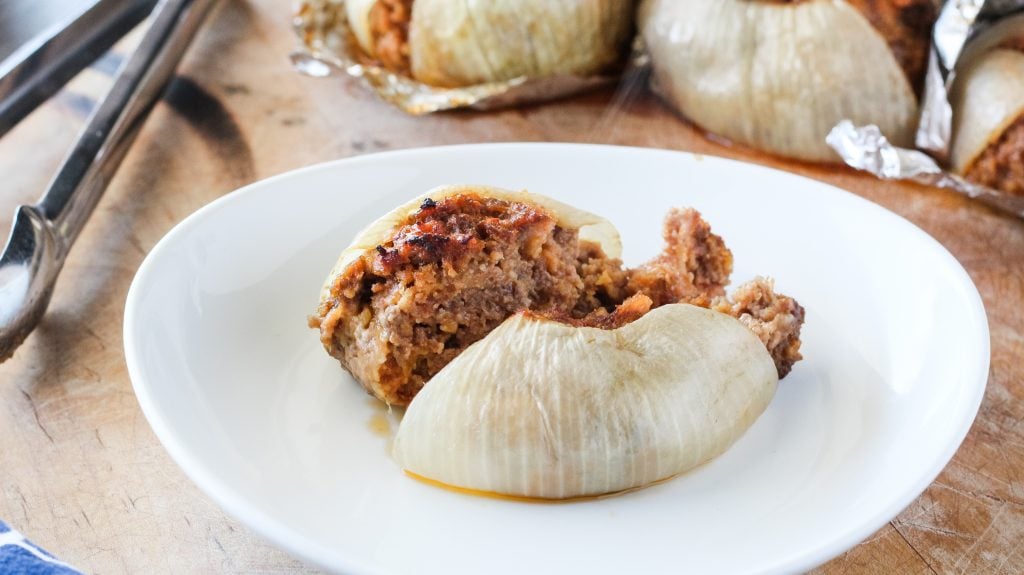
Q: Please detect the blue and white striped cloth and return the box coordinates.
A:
[0,521,81,575]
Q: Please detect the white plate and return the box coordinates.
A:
[124,144,989,575]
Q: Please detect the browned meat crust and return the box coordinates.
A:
[713,277,805,378]
[315,194,803,405]
[964,112,1024,197]
[369,0,413,73]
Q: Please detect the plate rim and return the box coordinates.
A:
[123,142,990,575]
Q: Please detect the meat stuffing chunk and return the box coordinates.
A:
[713,277,806,378]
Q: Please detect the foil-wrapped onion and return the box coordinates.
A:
[394,304,778,500]
[639,0,935,162]
[950,47,1024,196]
[345,0,636,87]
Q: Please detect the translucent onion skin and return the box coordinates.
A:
[393,304,779,500]
[950,49,1024,175]
[639,0,918,163]
[347,0,636,88]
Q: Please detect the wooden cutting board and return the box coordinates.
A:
[0,1,1022,573]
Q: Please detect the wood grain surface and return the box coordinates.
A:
[1,1,1022,573]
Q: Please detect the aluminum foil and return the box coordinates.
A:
[916,0,1024,158]
[831,0,1024,219]
[828,121,1024,218]
[291,0,617,115]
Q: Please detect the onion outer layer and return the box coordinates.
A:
[393,304,779,499]
[640,0,919,162]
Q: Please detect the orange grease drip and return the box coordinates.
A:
[367,413,391,437]
[403,470,681,503]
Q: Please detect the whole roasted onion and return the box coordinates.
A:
[345,0,636,87]
[640,0,936,162]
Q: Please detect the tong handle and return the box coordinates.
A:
[36,0,218,252]
[0,0,157,137]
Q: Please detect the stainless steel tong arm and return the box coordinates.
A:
[0,0,219,361]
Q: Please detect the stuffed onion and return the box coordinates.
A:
[345,0,636,87]
[312,185,803,405]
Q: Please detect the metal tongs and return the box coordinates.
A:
[0,0,218,361]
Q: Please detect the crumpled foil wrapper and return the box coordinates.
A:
[916,0,1024,157]
[290,0,617,115]
[830,0,1024,219]
[828,121,1024,218]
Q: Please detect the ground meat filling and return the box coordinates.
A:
[713,277,806,378]
[964,112,1024,197]
[539,294,655,331]
[574,240,629,316]
[316,195,804,405]
[369,0,413,73]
